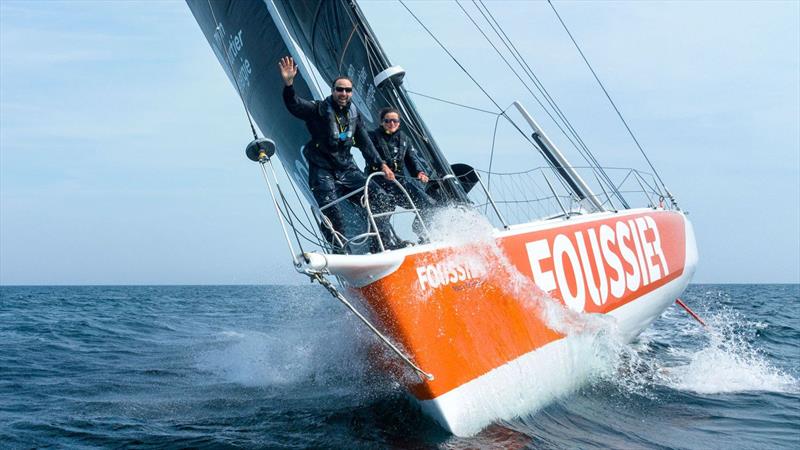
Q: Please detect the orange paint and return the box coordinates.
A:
[356,211,686,400]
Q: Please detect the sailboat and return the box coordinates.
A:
[187,0,698,436]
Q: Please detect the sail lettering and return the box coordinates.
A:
[227,29,244,59]
[211,25,252,91]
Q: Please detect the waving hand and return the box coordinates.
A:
[278,56,297,86]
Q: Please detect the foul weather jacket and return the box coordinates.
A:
[282,85,384,172]
[367,128,428,176]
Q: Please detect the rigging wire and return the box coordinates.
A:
[475,0,593,160]
[475,1,569,131]
[406,81,579,196]
[457,0,581,148]
[398,0,503,113]
[277,186,325,246]
[406,90,497,115]
[397,0,573,199]
[454,0,590,192]
[486,113,502,196]
[388,76,579,197]
[468,0,629,208]
[276,182,307,256]
[472,0,628,203]
[399,0,617,206]
[278,161,325,246]
[546,0,671,198]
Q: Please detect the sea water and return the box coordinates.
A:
[1,283,797,448]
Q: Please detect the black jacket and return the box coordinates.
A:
[283,85,384,171]
[368,128,427,175]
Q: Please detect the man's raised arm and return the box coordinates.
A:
[279,56,315,119]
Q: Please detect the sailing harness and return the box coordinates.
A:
[322,97,358,148]
[372,131,407,172]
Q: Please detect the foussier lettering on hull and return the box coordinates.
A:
[526,216,669,312]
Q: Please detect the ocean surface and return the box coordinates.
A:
[1,284,797,449]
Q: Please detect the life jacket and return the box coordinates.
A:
[319,97,359,148]
[373,130,408,172]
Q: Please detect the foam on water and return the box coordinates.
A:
[197,209,794,436]
[2,285,796,447]
[659,308,798,394]
[198,330,307,386]
[196,319,371,389]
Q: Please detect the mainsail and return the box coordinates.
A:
[187,0,469,205]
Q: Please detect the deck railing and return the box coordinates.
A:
[466,166,671,229]
[313,165,670,253]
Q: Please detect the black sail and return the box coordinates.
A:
[272,1,382,124]
[187,0,320,203]
[187,0,469,206]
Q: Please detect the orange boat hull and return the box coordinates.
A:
[312,208,697,435]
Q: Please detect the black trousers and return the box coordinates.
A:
[309,165,395,249]
[373,176,437,211]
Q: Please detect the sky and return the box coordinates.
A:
[0,0,798,285]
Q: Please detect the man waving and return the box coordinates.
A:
[278,56,403,251]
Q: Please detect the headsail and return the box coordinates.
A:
[187,0,469,205]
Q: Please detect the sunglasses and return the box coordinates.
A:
[334,86,353,93]
[382,118,400,124]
